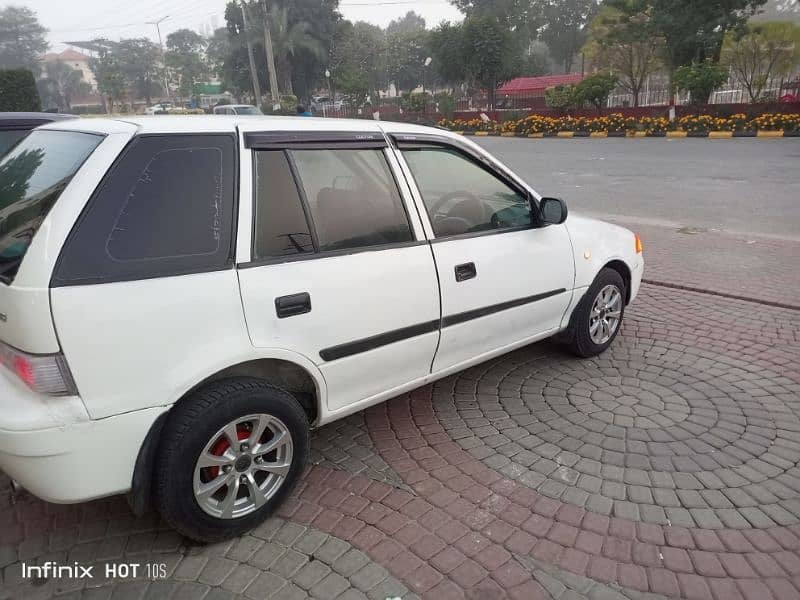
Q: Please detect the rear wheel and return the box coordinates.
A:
[563,268,626,358]
[154,378,309,542]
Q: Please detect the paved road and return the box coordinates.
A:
[474,138,800,241]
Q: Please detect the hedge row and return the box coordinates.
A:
[439,113,800,135]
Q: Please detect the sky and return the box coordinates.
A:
[19,0,463,53]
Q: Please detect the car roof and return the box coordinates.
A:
[39,115,455,139]
[0,112,76,130]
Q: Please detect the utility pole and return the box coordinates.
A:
[261,0,280,105]
[146,15,171,102]
[240,2,262,106]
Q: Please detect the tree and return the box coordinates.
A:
[450,0,545,39]
[0,68,40,111]
[38,61,90,111]
[0,6,48,74]
[165,29,208,101]
[216,3,267,103]
[429,22,467,86]
[386,29,430,94]
[721,21,800,101]
[268,2,326,96]
[674,59,729,104]
[539,0,601,73]
[461,16,522,108]
[576,71,618,112]
[330,21,386,104]
[386,11,426,35]
[607,0,768,97]
[280,0,338,102]
[86,38,163,108]
[545,83,579,110]
[584,5,663,106]
[88,40,127,112]
[520,41,551,76]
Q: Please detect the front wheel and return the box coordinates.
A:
[563,268,626,358]
[154,378,309,542]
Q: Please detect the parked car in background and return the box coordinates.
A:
[310,96,344,113]
[0,112,76,156]
[144,103,174,115]
[0,116,643,543]
[213,104,263,115]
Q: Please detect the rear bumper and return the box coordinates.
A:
[0,367,166,503]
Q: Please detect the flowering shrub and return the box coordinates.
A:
[640,117,670,134]
[678,115,717,133]
[750,113,800,132]
[439,112,800,135]
[437,118,499,132]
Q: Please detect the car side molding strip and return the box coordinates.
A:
[319,319,440,362]
[318,288,567,361]
[441,288,566,328]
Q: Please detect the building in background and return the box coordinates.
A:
[42,48,96,90]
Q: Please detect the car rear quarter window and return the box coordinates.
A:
[0,129,103,285]
[289,148,412,252]
[53,134,237,286]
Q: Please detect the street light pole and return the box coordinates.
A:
[146,15,171,102]
[422,57,432,114]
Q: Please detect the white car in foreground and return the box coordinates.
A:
[0,116,643,541]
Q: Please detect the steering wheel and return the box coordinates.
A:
[429,191,479,215]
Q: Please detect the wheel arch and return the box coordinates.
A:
[603,259,632,304]
[128,355,324,516]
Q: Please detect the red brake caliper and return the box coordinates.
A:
[207,425,250,479]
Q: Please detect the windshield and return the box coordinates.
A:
[0,129,103,284]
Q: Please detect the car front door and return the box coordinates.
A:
[236,129,441,416]
[392,134,575,373]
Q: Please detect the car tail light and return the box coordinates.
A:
[634,233,643,254]
[0,341,77,396]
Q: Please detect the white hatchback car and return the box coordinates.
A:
[0,116,642,541]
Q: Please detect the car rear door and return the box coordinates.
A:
[235,127,440,416]
[390,133,575,373]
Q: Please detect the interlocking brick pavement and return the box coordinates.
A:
[0,514,415,600]
[3,215,800,598]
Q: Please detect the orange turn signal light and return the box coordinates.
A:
[634,233,643,254]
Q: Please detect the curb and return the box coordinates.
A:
[642,279,800,311]
[457,129,796,138]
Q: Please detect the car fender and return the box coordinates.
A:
[564,213,640,292]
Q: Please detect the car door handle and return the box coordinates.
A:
[275,293,311,318]
[454,262,477,282]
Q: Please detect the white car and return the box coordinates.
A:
[144,103,173,115]
[0,116,643,542]
[213,104,263,115]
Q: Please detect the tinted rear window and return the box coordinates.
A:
[0,129,102,284]
[53,134,237,286]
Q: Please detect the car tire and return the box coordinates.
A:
[563,268,626,358]
[154,378,309,543]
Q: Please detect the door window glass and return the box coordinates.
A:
[290,148,412,252]
[253,151,314,259]
[402,146,532,237]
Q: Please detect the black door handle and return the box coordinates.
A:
[275,292,311,318]
[454,262,477,282]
